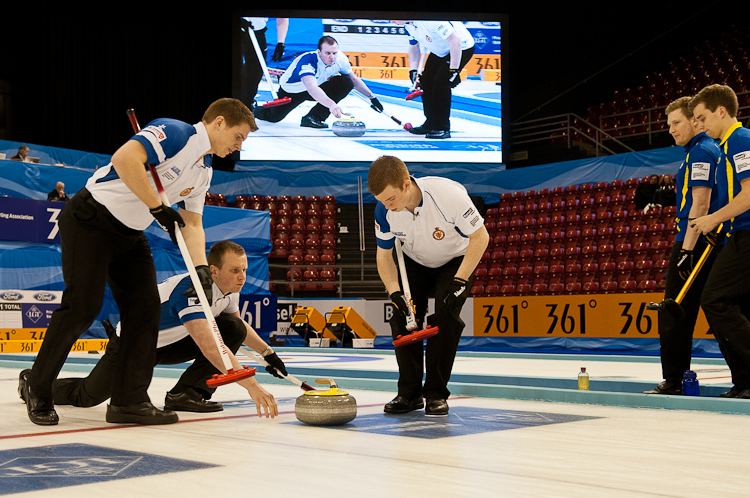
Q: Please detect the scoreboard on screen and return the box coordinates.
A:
[323,19,501,80]
[0,289,60,340]
[473,293,712,339]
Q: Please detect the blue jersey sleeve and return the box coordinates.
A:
[687,139,720,189]
[131,118,197,165]
[167,276,206,325]
[374,203,394,249]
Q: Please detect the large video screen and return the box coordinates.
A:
[235,13,504,165]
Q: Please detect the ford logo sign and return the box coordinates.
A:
[0,292,23,301]
[34,292,56,302]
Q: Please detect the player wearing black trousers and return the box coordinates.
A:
[391,21,475,139]
[643,96,721,395]
[369,155,489,416]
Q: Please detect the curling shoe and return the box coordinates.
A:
[425,130,451,139]
[643,380,682,395]
[106,401,178,425]
[384,395,424,414]
[425,398,449,416]
[301,115,328,129]
[165,388,223,413]
[20,369,59,426]
[407,125,435,135]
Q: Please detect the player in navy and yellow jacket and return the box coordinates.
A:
[690,84,750,398]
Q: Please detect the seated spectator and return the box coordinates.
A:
[653,174,676,207]
[47,182,69,202]
[634,174,659,210]
[10,145,30,162]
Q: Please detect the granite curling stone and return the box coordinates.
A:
[332,116,366,137]
[295,378,357,426]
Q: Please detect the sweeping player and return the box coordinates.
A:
[390,20,475,139]
[253,36,383,128]
[20,98,257,426]
[643,96,721,395]
[369,155,489,415]
[689,84,750,398]
[21,241,282,418]
[240,17,289,108]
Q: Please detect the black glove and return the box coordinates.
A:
[150,203,185,245]
[271,43,285,62]
[183,265,213,305]
[704,226,725,247]
[390,291,412,322]
[676,249,694,280]
[409,69,420,87]
[370,97,384,113]
[447,68,461,88]
[444,277,469,312]
[263,352,288,378]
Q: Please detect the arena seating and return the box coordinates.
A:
[471,177,677,297]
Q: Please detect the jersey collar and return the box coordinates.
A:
[720,121,744,147]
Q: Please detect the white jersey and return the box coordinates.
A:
[86,119,212,231]
[404,21,474,57]
[116,273,240,349]
[243,17,268,31]
[279,50,353,94]
[374,176,484,268]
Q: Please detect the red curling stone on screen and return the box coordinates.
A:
[392,326,439,347]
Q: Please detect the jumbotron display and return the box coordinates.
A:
[234,13,504,165]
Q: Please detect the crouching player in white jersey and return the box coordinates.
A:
[20,98,257,426]
[369,155,489,415]
[32,241,281,418]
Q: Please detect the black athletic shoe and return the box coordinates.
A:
[165,388,223,413]
[106,402,179,425]
[720,386,746,398]
[425,130,451,139]
[643,381,682,395]
[407,125,435,135]
[20,370,59,426]
[384,395,424,414]
[301,115,328,129]
[425,398,449,416]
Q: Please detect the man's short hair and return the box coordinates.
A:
[202,98,258,131]
[368,155,410,195]
[665,96,693,119]
[208,240,246,269]
[18,146,28,153]
[318,36,338,50]
[689,84,739,118]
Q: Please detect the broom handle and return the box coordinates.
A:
[394,239,418,331]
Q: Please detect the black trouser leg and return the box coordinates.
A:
[658,240,716,382]
[420,47,474,131]
[28,192,147,405]
[158,314,248,399]
[306,75,354,121]
[423,259,469,400]
[701,231,750,385]
[52,336,120,407]
[240,27,267,107]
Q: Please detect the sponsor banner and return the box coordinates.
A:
[472,294,711,339]
[0,289,61,334]
[0,197,64,244]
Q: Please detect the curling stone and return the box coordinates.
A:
[332,116,366,137]
[295,378,357,426]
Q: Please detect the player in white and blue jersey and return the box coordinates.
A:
[254,35,383,128]
[391,20,475,139]
[369,155,489,416]
[44,241,282,418]
[20,99,257,427]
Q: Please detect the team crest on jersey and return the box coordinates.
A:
[180,187,194,196]
[433,227,445,240]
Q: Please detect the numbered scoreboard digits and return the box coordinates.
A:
[238,294,278,336]
[473,294,666,338]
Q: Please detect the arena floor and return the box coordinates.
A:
[2,349,748,497]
